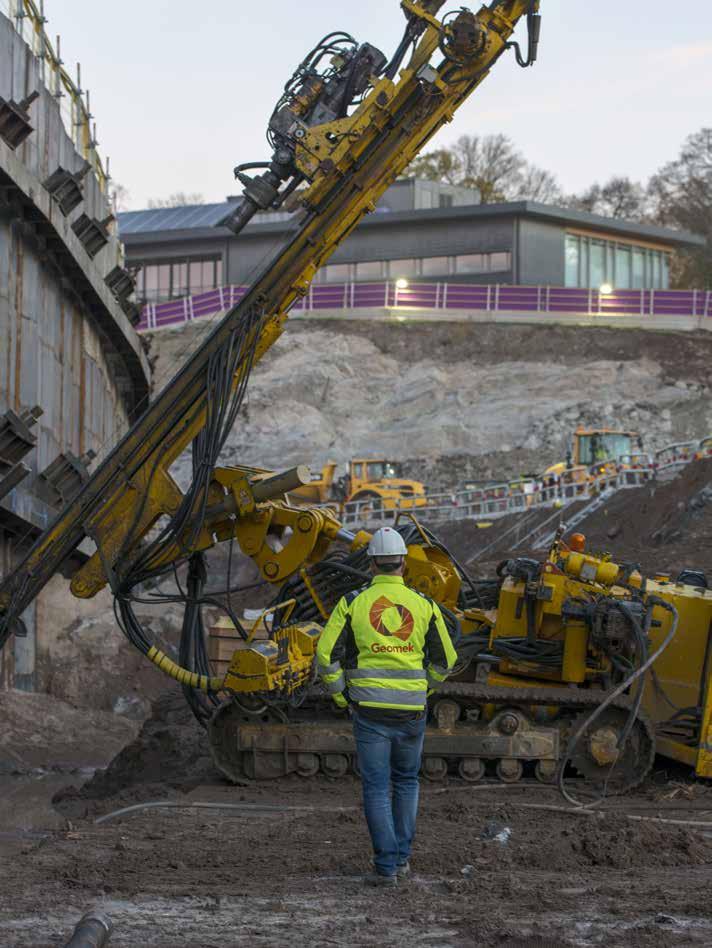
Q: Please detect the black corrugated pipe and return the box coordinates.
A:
[62,911,113,948]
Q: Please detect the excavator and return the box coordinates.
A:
[2,0,712,797]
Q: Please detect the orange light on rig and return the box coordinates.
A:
[569,533,586,553]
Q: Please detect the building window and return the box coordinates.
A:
[661,253,669,289]
[388,258,418,278]
[421,256,450,276]
[173,262,188,296]
[590,241,605,288]
[489,252,510,272]
[455,253,486,274]
[565,233,670,290]
[137,255,223,302]
[439,194,453,208]
[324,263,351,282]
[355,260,384,280]
[615,246,631,289]
[565,235,579,287]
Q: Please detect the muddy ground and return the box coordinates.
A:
[2,692,712,947]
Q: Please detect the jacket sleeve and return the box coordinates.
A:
[316,595,350,698]
[424,602,459,688]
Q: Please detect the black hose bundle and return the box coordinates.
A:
[273,520,468,646]
[107,306,264,725]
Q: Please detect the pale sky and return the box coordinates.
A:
[48,1,712,209]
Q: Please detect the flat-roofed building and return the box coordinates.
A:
[118,178,703,304]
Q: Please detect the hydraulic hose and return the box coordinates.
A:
[146,646,223,692]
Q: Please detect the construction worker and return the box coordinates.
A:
[317,527,458,887]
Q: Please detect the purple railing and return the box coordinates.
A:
[137,282,712,332]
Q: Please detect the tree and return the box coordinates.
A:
[109,181,130,213]
[512,164,562,204]
[147,192,204,209]
[407,133,562,204]
[649,128,712,289]
[566,176,648,221]
[407,148,461,186]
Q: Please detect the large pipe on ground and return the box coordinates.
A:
[62,911,112,948]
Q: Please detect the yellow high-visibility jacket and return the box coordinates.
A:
[316,574,458,712]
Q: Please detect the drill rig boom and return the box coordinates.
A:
[0,1,540,642]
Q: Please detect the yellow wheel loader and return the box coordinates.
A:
[291,458,427,516]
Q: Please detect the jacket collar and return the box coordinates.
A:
[371,574,405,586]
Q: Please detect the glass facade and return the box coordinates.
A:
[136,256,223,301]
[319,251,511,283]
[565,234,670,290]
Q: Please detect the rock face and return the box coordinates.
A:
[145,317,712,490]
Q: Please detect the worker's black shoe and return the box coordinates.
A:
[365,871,398,887]
[395,862,411,879]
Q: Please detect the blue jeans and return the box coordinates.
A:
[352,711,427,877]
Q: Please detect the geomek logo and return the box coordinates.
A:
[368,596,415,642]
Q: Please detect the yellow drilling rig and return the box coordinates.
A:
[3,1,712,796]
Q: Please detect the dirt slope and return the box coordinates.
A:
[451,459,712,579]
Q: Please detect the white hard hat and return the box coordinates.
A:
[367,527,408,558]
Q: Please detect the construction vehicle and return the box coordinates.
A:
[694,436,712,462]
[544,427,644,490]
[291,458,427,514]
[5,0,712,795]
[207,527,712,794]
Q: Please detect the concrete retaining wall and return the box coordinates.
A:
[0,12,150,692]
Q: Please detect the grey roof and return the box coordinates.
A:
[117,202,232,234]
[118,199,704,249]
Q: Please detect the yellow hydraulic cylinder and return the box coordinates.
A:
[561,623,588,683]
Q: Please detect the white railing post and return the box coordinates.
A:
[650,288,655,316]
[442,282,448,309]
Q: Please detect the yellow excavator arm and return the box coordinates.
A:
[0,1,541,656]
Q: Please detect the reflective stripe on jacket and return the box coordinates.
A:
[316,574,458,712]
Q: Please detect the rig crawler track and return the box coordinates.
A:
[208,682,655,791]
